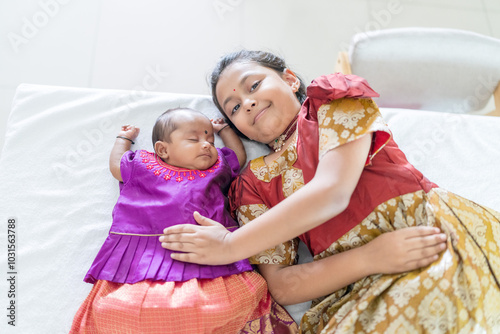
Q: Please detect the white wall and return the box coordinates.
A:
[1,0,499,155]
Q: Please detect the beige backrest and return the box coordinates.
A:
[336,28,500,116]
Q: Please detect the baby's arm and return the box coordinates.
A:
[212,118,246,168]
[259,227,447,305]
[109,125,140,181]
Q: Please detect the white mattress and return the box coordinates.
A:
[0,84,499,333]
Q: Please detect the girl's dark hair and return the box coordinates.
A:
[209,50,307,138]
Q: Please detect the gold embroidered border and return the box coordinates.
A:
[110,225,239,237]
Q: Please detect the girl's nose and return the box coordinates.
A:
[243,99,256,112]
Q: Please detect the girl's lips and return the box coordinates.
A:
[253,105,270,124]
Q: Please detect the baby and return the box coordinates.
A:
[70,108,298,333]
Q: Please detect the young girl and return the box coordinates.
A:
[161,51,500,333]
[70,108,300,333]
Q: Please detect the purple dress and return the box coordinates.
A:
[84,147,253,284]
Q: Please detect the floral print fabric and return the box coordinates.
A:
[317,98,390,163]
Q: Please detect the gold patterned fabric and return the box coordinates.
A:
[317,98,389,162]
[237,203,299,266]
[230,94,500,333]
[301,188,500,333]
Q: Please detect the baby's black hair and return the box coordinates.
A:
[151,107,203,145]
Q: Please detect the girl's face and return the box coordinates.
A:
[156,114,218,170]
[215,62,302,145]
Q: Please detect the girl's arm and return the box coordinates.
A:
[212,118,246,168]
[110,125,140,181]
[161,133,446,266]
[161,133,374,264]
[258,227,446,305]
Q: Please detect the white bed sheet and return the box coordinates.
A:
[0,84,499,334]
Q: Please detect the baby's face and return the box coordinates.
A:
[163,114,218,170]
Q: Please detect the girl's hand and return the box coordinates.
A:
[159,212,236,265]
[363,226,447,275]
[211,118,229,135]
[118,125,140,141]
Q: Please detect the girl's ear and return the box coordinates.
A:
[282,68,300,93]
[154,141,169,160]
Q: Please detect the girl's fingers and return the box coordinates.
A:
[193,211,220,226]
[161,240,193,251]
[414,240,446,257]
[162,224,198,235]
[406,254,440,270]
[391,227,447,268]
[405,237,447,265]
[161,240,207,256]
[406,233,447,250]
[159,226,196,248]
[402,226,441,238]
[401,226,447,249]
[159,232,195,246]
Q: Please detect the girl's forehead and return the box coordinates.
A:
[221,61,271,81]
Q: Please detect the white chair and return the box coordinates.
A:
[335,27,500,116]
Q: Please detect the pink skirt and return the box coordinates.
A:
[70,271,298,334]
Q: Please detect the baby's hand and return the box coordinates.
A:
[118,125,140,141]
[211,118,229,136]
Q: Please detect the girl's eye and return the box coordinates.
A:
[188,138,198,142]
[231,104,240,115]
[250,81,260,92]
